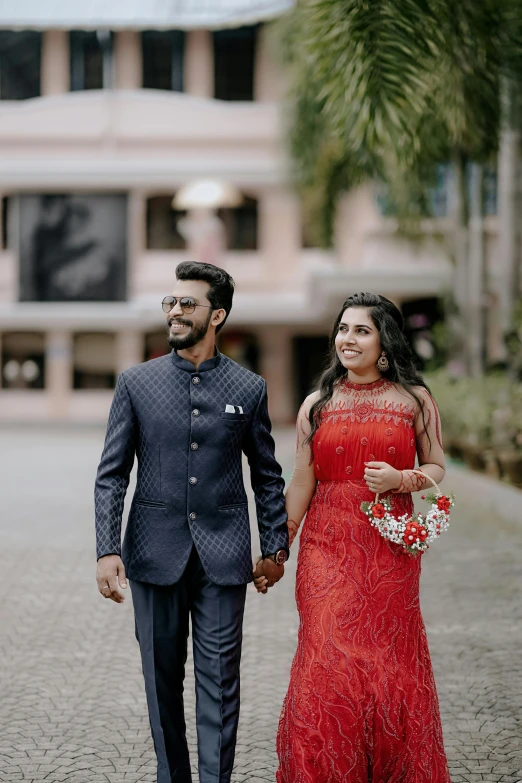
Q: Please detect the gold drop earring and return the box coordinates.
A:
[377,352,389,372]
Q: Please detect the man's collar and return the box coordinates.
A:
[170,347,222,373]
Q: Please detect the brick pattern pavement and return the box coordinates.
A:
[0,427,521,782]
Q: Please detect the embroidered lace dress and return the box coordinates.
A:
[276,378,451,783]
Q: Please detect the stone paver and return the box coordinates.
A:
[0,425,521,782]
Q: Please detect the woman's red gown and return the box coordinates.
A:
[276,379,451,782]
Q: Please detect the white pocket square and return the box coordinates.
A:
[225,404,244,414]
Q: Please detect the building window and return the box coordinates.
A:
[402,298,445,369]
[2,332,45,389]
[293,336,329,409]
[19,194,127,302]
[144,332,170,362]
[146,196,187,250]
[142,31,184,92]
[73,333,116,389]
[213,26,257,101]
[219,331,259,373]
[218,196,258,250]
[0,31,41,100]
[70,31,113,91]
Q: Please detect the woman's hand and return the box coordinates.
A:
[288,519,299,547]
[253,574,269,593]
[364,461,402,495]
[253,556,268,593]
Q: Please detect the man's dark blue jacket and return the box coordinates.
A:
[95,349,289,586]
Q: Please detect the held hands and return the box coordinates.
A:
[364,461,402,495]
[252,555,285,595]
[96,554,128,603]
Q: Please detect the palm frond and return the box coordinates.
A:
[276,0,518,240]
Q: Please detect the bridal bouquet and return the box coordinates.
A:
[361,472,453,556]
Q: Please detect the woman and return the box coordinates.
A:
[257,293,451,782]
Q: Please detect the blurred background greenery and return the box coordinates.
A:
[277,0,522,486]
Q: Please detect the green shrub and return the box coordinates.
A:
[425,370,511,449]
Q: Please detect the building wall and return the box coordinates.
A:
[0,25,496,424]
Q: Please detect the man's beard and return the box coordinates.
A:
[167,311,213,351]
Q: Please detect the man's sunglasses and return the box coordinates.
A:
[162,296,213,315]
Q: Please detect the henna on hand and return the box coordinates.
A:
[288,519,300,547]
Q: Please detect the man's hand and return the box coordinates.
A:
[96,554,127,604]
[252,556,284,595]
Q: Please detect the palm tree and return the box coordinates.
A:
[279,0,522,375]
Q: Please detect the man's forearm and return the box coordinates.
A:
[94,373,136,559]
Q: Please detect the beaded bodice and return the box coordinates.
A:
[313,378,417,481]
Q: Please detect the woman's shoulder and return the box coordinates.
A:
[396,384,436,412]
[299,390,321,416]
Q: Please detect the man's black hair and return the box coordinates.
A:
[175,261,235,334]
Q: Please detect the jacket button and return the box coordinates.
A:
[192,376,201,384]
[189,512,197,521]
[189,477,198,485]
[193,409,200,416]
[191,442,199,450]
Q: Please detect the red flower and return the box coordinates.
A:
[417,527,428,542]
[403,520,421,546]
[372,503,386,519]
[437,496,451,513]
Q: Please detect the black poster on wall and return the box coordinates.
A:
[19,194,127,302]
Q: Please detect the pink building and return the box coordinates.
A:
[0,2,466,424]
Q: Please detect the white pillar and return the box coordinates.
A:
[468,164,486,377]
[258,326,294,425]
[46,331,72,419]
[185,30,213,98]
[41,30,70,95]
[259,188,301,284]
[128,190,147,300]
[116,331,143,374]
[115,31,142,90]
[335,186,380,266]
[497,126,522,332]
[254,24,282,102]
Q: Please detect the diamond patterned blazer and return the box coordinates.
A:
[95,349,289,585]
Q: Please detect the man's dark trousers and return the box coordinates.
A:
[95,350,289,781]
[131,547,247,783]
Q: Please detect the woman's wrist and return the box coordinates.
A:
[390,470,404,493]
[288,518,299,547]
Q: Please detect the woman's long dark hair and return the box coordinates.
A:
[307,293,431,446]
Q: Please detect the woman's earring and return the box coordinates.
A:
[377,352,389,372]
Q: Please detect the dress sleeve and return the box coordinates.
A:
[286,393,319,546]
[394,388,446,494]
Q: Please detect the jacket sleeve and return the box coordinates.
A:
[94,373,137,559]
[242,380,289,557]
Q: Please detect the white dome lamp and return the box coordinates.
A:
[173,179,243,210]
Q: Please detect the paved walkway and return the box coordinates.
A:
[0,426,521,782]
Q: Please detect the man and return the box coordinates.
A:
[95,261,289,783]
